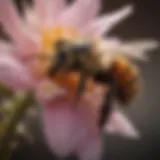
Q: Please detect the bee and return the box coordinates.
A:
[48,40,140,128]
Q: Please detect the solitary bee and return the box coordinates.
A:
[48,40,140,128]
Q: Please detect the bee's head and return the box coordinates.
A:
[48,39,93,77]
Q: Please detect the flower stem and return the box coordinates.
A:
[0,91,36,160]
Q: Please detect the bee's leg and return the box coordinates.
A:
[48,51,66,77]
[92,70,117,128]
[48,62,62,77]
[73,72,86,106]
[99,77,117,128]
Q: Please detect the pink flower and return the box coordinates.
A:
[0,0,158,159]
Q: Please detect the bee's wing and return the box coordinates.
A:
[98,39,159,61]
[103,103,140,139]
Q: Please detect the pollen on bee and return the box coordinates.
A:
[40,26,79,54]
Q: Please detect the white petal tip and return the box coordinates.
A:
[105,124,140,139]
[146,41,159,50]
[104,107,141,140]
[119,4,134,17]
[123,4,134,12]
[122,129,141,139]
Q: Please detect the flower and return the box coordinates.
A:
[0,0,158,159]
[0,0,158,91]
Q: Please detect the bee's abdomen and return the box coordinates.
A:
[111,57,140,105]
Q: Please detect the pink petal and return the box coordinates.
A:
[76,135,102,160]
[58,0,100,29]
[0,0,38,57]
[34,0,47,23]
[104,106,140,139]
[0,54,34,90]
[23,2,40,30]
[83,5,133,37]
[34,0,67,26]
[22,4,41,50]
[0,0,25,44]
[41,84,106,158]
[0,41,13,53]
[42,96,101,157]
[45,0,67,26]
